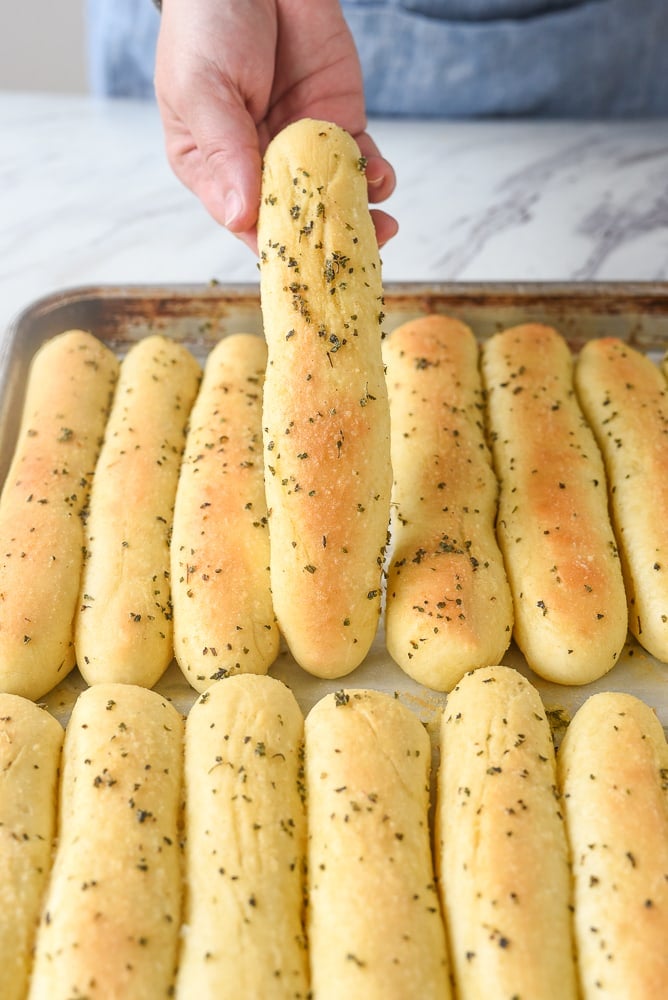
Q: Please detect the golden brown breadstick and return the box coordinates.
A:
[436,665,578,1000]
[176,675,308,999]
[575,337,668,661]
[76,334,201,687]
[383,314,513,689]
[258,118,391,678]
[558,692,668,998]
[305,688,451,999]
[28,683,184,1000]
[481,323,628,684]
[0,330,118,699]
[171,334,279,692]
[0,695,63,1000]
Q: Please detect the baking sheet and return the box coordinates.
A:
[2,281,668,739]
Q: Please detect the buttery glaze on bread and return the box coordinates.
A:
[258,118,391,678]
[0,695,63,1000]
[383,315,513,690]
[558,692,668,998]
[176,675,308,999]
[436,666,578,1000]
[76,335,201,688]
[575,337,668,661]
[305,688,451,999]
[28,684,183,1000]
[171,334,279,692]
[481,323,628,684]
[0,330,119,699]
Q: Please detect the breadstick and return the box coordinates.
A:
[258,118,391,678]
[481,323,628,684]
[76,334,201,687]
[28,683,183,1000]
[575,337,668,661]
[305,688,451,999]
[558,692,668,998]
[383,314,513,690]
[435,665,578,1000]
[0,695,63,1000]
[0,330,118,699]
[176,674,308,999]
[171,334,279,692]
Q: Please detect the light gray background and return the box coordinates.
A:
[1,3,87,92]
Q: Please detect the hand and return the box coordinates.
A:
[154,0,397,253]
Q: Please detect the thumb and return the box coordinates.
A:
[185,88,264,234]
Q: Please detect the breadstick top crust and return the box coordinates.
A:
[0,694,63,1000]
[171,333,279,689]
[482,323,628,684]
[575,337,668,659]
[258,119,391,677]
[384,315,513,687]
[305,687,451,997]
[29,683,184,999]
[0,691,64,833]
[558,691,668,995]
[76,335,201,686]
[0,330,120,699]
[178,674,308,999]
[437,665,578,999]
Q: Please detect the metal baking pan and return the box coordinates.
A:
[2,281,668,738]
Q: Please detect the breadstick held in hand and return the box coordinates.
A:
[259,118,391,679]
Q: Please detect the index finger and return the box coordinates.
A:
[354,130,397,204]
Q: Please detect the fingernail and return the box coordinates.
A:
[224,189,243,227]
[365,159,385,187]
[366,169,384,188]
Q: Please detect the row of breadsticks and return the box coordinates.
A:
[2,115,668,700]
[3,666,666,1000]
[1,311,667,700]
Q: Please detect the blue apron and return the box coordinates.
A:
[86,0,668,116]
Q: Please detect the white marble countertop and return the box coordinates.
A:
[2,91,668,338]
[2,91,668,729]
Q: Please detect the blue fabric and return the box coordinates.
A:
[87,0,159,99]
[344,0,668,116]
[86,0,668,116]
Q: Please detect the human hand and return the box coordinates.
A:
[154,0,397,253]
